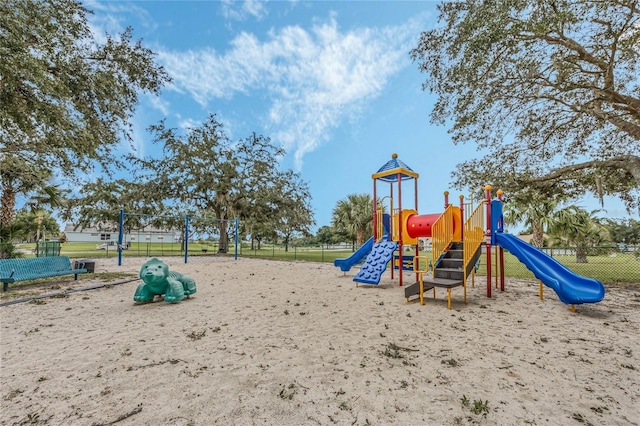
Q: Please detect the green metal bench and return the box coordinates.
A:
[0,256,88,291]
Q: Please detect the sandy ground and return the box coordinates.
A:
[1,256,639,426]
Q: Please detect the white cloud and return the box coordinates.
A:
[242,0,268,20]
[158,15,425,169]
[221,0,268,21]
[85,1,157,43]
[176,113,236,139]
[146,95,170,116]
[177,116,200,132]
[130,115,147,157]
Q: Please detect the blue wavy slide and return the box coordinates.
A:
[353,241,398,285]
[494,233,605,305]
[334,236,375,272]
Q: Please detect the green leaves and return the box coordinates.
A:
[0,0,169,227]
[332,194,374,247]
[412,0,640,213]
[131,115,314,252]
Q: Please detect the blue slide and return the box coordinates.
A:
[494,233,605,305]
[353,241,398,285]
[334,213,392,273]
[333,236,375,272]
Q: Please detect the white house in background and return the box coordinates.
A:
[64,224,181,244]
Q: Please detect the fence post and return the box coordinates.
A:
[118,209,124,266]
[184,215,190,264]
[234,218,239,260]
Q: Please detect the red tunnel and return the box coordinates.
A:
[405,213,441,239]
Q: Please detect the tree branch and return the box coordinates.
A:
[531,155,640,185]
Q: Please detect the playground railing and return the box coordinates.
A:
[463,201,485,281]
[431,205,456,268]
[463,201,476,227]
[375,209,385,242]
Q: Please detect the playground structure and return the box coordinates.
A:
[116,210,239,266]
[334,154,605,311]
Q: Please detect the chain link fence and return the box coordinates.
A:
[476,245,640,284]
[237,243,640,285]
[3,241,639,285]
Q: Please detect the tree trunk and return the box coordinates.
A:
[575,247,588,263]
[217,221,228,253]
[0,181,16,229]
[531,220,544,248]
[0,180,17,258]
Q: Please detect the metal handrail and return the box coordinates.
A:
[431,205,456,269]
[375,209,385,242]
[462,201,485,282]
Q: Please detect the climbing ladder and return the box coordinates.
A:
[353,240,398,286]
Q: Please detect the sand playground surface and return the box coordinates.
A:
[1,256,639,425]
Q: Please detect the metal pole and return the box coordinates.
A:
[234,218,238,260]
[184,215,190,264]
[485,185,492,298]
[415,176,419,283]
[373,178,378,242]
[497,190,505,291]
[390,181,394,280]
[118,209,124,266]
[397,172,403,287]
[459,195,465,242]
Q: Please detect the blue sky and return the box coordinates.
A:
[84,0,635,232]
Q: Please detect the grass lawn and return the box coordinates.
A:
[476,251,640,284]
[13,243,639,285]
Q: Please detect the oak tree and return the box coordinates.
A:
[135,115,314,253]
[411,0,640,212]
[0,0,170,229]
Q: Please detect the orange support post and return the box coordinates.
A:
[485,185,492,298]
[459,195,465,242]
[372,182,377,242]
[499,247,505,292]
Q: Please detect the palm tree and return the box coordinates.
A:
[0,222,29,259]
[332,194,374,249]
[0,183,63,258]
[548,207,611,263]
[503,192,566,248]
[13,210,60,242]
